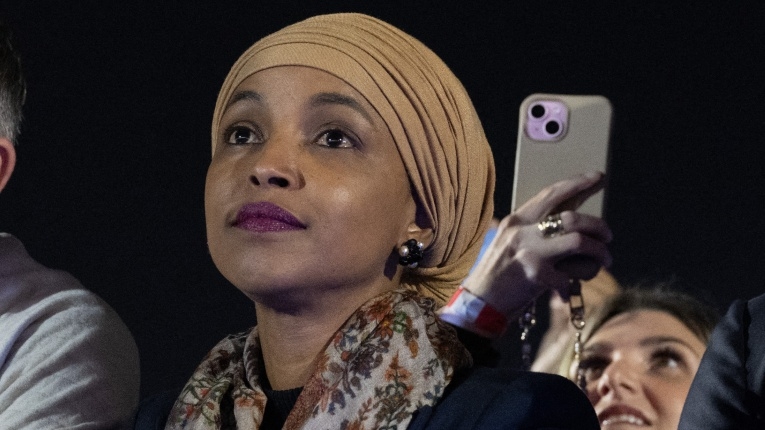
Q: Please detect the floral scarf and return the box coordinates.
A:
[165,289,472,429]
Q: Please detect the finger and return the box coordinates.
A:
[551,232,613,268]
[554,255,602,281]
[558,211,613,243]
[517,221,612,265]
[513,171,605,223]
[515,227,612,275]
[512,248,572,293]
[514,223,609,260]
[551,176,605,214]
[512,227,612,280]
[550,234,612,282]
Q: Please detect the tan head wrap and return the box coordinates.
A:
[211,13,495,304]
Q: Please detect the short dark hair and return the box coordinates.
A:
[587,283,720,345]
[0,20,26,142]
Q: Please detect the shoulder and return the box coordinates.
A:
[0,242,140,429]
[678,293,765,429]
[0,234,128,340]
[1,234,100,315]
[409,367,599,429]
[708,294,765,372]
[746,293,765,329]
[740,294,765,412]
[1,259,135,362]
[718,292,765,335]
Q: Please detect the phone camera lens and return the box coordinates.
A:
[530,104,546,119]
[545,120,560,135]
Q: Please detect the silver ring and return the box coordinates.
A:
[538,214,564,238]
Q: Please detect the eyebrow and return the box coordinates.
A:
[226,90,263,109]
[309,92,374,124]
[582,343,610,355]
[583,336,701,356]
[639,336,701,354]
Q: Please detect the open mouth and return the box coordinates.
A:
[601,414,648,426]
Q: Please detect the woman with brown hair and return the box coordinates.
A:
[575,286,718,429]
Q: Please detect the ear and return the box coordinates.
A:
[403,220,434,251]
[0,137,17,192]
[398,195,435,251]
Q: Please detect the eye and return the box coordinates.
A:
[578,356,610,385]
[649,347,684,372]
[225,126,261,145]
[316,128,356,149]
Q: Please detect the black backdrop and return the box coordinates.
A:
[1,1,764,397]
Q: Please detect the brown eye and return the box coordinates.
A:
[318,129,355,148]
[227,127,259,145]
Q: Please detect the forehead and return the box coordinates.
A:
[227,66,375,112]
[586,310,705,351]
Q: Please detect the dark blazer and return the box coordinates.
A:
[408,367,599,429]
[678,293,765,429]
[135,367,599,429]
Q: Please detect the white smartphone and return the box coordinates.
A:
[511,93,613,216]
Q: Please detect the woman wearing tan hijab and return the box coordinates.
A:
[143,13,609,429]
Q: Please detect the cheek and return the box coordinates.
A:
[669,378,695,410]
[205,158,237,208]
[321,160,412,218]
[204,168,223,223]
[204,162,235,248]
[322,183,409,237]
[366,182,414,234]
[585,385,602,408]
[644,376,693,423]
[313,178,413,263]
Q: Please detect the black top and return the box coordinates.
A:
[260,386,302,429]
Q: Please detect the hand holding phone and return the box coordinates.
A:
[464,171,613,317]
[512,94,612,216]
[514,93,613,281]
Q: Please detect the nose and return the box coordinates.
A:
[247,136,303,190]
[595,360,639,399]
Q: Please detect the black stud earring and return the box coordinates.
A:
[398,239,424,268]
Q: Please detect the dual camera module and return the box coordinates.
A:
[524,100,569,142]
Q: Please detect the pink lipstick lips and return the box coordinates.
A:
[234,202,306,233]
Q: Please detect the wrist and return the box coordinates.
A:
[438,286,508,339]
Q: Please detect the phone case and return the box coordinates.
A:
[511,94,613,217]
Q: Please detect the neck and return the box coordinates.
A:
[255,285,394,390]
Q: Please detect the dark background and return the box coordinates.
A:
[1,1,763,398]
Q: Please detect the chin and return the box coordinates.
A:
[232,272,312,305]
